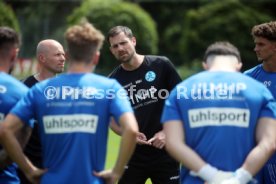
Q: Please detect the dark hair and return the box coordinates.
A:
[65,22,104,63]
[203,41,241,62]
[106,26,133,44]
[0,26,19,51]
[251,21,276,41]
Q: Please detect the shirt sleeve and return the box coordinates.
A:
[161,86,182,123]
[109,80,133,123]
[163,58,182,91]
[259,87,276,119]
[10,87,36,127]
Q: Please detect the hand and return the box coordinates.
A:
[221,178,241,184]
[93,169,119,184]
[136,132,151,145]
[147,130,166,149]
[206,170,233,184]
[221,168,253,184]
[25,167,47,184]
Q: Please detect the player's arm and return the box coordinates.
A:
[95,112,138,183]
[164,120,233,184]
[0,114,46,183]
[222,117,276,184]
[0,122,32,170]
[110,117,150,146]
[112,112,138,178]
[109,117,122,135]
[164,120,206,171]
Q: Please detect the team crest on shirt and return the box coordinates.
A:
[145,71,156,82]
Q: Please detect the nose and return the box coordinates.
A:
[254,45,258,52]
[61,54,66,61]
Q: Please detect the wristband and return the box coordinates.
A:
[234,168,252,184]
[190,164,218,182]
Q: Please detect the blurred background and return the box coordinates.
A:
[1,0,276,79]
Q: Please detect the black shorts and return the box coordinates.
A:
[118,156,179,184]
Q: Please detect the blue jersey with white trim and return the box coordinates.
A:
[0,72,28,184]
[244,64,276,98]
[11,73,133,184]
[244,64,276,183]
[161,71,276,184]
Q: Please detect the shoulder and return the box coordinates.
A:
[0,73,28,95]
[108,65,123,78]
[243,64,262,77]
[22,75,38,88]
[145,55,170,64]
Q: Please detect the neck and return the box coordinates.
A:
[262,60,276,72]
[0,60,11,73]
[121,54,144,71]
[35,71,56,81]
[0,67,9,73]
[67,62,94,73]
[207,56,239,72]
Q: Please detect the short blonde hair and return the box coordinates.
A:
[65,22,104,63]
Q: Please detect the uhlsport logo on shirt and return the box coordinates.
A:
[188,108,250,128]
[43,114,98,134]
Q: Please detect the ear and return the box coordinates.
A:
[92,51,100,66]
[10,48,18,62]
[236,62,243,72]
[131,37,137,47]
[202,61,209,70]
[38,54,45,63]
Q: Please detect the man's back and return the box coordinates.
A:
[0,72,28,184]
[166,71,275,183]
[11,73,132,184]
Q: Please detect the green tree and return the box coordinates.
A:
[0,0,19,33]
[68,0,158,74]
[179,0,272,71]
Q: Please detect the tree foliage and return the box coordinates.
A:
[178,0,272,71]
[0,0,19,33]
[68,0,158,74]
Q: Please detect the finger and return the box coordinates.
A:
[93,171,102,177]
[147,137,156,144]
[153,141,165,149]
[137,139,151,145]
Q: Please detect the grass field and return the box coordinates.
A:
[105,130,152,184]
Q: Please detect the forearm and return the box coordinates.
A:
[0,150,12,170]
[110,118,122,136]
[112,126,136,177]
[242,140,275,176]
[167,141,206,172]
[1,129,35,175]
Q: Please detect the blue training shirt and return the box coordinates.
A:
[11,73,133,184]
[244,64,276,183]
[0,72,28,184]
[161,71,276,184]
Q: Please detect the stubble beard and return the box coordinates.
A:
[118,52,135,64]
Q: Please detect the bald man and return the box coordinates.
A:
[19,39,65,184]
[23,39,65,86]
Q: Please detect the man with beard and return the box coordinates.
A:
[107,25,181,184]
